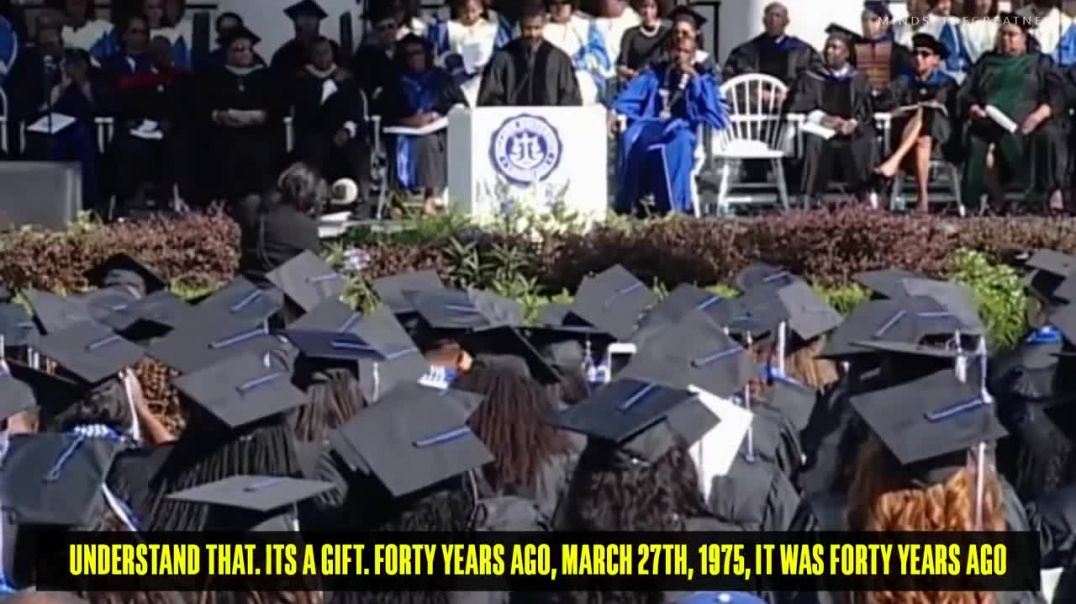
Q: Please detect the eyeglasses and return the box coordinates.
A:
[914,49,935,57]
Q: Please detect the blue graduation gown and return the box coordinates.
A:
[612,63,727,214]
[385,69,465,190]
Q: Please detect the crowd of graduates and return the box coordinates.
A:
[1,162,1076,603]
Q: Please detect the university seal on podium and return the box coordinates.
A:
[489,114,563,186]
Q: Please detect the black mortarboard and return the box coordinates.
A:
[220,23,261,46]
[167,475,334,530]
[1054,275,1076,304]
[911,33,949,59]
[1026,249,1076,277]
[0,303,40,349]
[372,270,445,315]
[776,281,843,342]
[853,268,927,300]
[556,379,718,463]
[78,287,140,331]
[265,251,345,314]
[0,362,38,420]
[618,310,755,399]
[767,377,818,432]
[735,263,801,293]
[84,253,167,296]
[536,303,571,327]
[330,384,493,496]
[635,283,725,335]
[146,314,282,373]
[7,361,80,417]
[353,307,428,402]
[1048,303,1076,347]
[702,296,775,340]
[825,23,865,44]
[1025,250,1076,303]
[0,433,124,526]
[521,324,616,371]
[79,288,190,339]
[667,5,706,28]
[173,352,307,428]
[0,287,11,303]
[289,298,364,333]
[459,326,560,384]
[567,266,658,341]
[863,1,891,19]
[284,0,328,20]
[405,288,522,332]
[25,289,93,334]
[820,296,964,358]
[283,329,418,363]
[998,12,1035,33]
[901,278,983,335]
[851,368,1006,482]
[193,277,284,325]
[35,321,144,384]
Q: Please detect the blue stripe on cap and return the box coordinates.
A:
[85,334,123,352]
[873,309,907,338]
[691,347,742,367]
[444,304,481,313]
[337,313,362,333]
[230,289,263,313]
[330,339,378,352]
[243,477,288,492]
[762,271,790,283]
[924,397,986,422]
[916,311,955,319]
[210,326,267,349]
[696,295,722,311]
[619,382,658,411]
[236,371,286,394]
[413,426,471,448]
[307,273,342,284]
[603,282,644,308]
[383,347,419,361]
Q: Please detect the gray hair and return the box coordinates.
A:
[276,162,328,213]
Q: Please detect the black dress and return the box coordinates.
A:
[477,39,582,107]
[723,34,822,86]
[291,68,371,203]
[874,68,960,163]
[234,192,320,286]
[201,64,281,202]
[784,65,877,197]
[616,23,669,74]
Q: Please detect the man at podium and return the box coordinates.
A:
[477,2,582,106]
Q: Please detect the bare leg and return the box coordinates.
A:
[984,144,1005,209]
[1048,189,1064,213]
[876,109,924,178]
[913,135,933,213]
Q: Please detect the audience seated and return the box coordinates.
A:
[542,0,610,106]
[961,0,1000,64]
[428,0,503,108]
[352,4,400,111]
[616,0,670,83]
[723,2,821,88]
[202,12,265,71]
[54,0,115,62]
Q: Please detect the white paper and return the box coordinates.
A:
[800,120,836,140]
[320,79,338,105]
[26,113,76,135]
[461,40,492,74]
[686,385,754,502]
[382,116,449,136]
[985,104,1018,133]
[129,119,163,140]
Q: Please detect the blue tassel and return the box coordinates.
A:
[691,347,742,367]
[236,372,285,394]
[619,382,657,411]
[924,397,985,422]
[230,289,263,313]
[413,426,471,448]
[44,435,86,483]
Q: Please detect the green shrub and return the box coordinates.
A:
[946,249,1028,351]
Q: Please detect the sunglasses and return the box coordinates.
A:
[914,49,936,57]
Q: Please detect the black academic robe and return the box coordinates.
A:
[233,192,320,287]
[784,65,877,197]
[723,34,822,86]
[3,45,62,139]
[270,37,342,83]
[351,44,397,109]
[876,69,960,157]
[292,69,371,192]
[616,24,670,74]
[708,455,802,532]
[851,36,914,94]
[200,64,281,201]
[477,39,582,107]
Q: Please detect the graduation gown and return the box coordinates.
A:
[292,68,371,187]
[958,51,1069,206]
[476,39,582,107]
[784,65,876,197]
[270,37,341,84]
[851,35,913,94]
[617,23,669,74]
[61,19,116,62]
[962,17,1000,64]
[351,43,397,108]
[723,34,822,87]
[428,17,503,108]
[542,13,611,105]
[381,67,467,191]
[201,64,280,201]
[915,14,973,80]
[612,60,728,215]
[876,69,959,156]
[708,456,802,532]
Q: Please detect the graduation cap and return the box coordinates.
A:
[146,314,282,373]
[911,33,949,59]
[634,283,725,336]
[284,0,328,21]
[353,307,429,402]
[556,379,718,464]
[329,384,493,496]
[459,325,560,385]
[667,5,707,28]
[567,265,658,341]
[0,433,125,527]
[172,352,308,429]
[618,310,755,399]
[766,377,818,432]
[288,297,363,333]
[824,23,865,44]
[372,270,445,316]
[853,268,927,300]
[775,281,843,343]
[167,475,335,531]
[862,0,892,20]
[35,320,144,384]
[1047,303,1076,348]
[521,324,617,372]
[0,303,40,349]
[265,251,345,314]
[1024,250,1076,303]
[851,367,1006,484]
[24,289,93,334]
[849,299,977,359]
[84,253,167,296]
[193,277,284,325]
[900,278,983,335]
[219,24,261,46]
[735,263,804,293]
[283,329,419,364]
[405,288,522,332]
[0,361,39,420]
[536,303,571,327]
[821,296,965,358]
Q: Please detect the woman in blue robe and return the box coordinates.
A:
[382,34,467,214]
[612,9,727,216]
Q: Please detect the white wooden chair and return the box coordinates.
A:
[705,73,794,215]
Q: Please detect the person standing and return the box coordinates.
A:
[270,0,338,84]
[616,0,671,81]
[723,2,821,87]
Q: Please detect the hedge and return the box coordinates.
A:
[0,206,1065,429]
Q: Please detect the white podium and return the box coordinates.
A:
[447,105,608,225]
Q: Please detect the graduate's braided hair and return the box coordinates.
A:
[40,376,132,436]
[293,366,365,443]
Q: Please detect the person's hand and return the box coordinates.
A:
[1020,113,1044,135]
[838,119,858,136]
[820,115,842,129]
[617,65,636,80]
[969,104,988,120]
[333,128,350,147]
